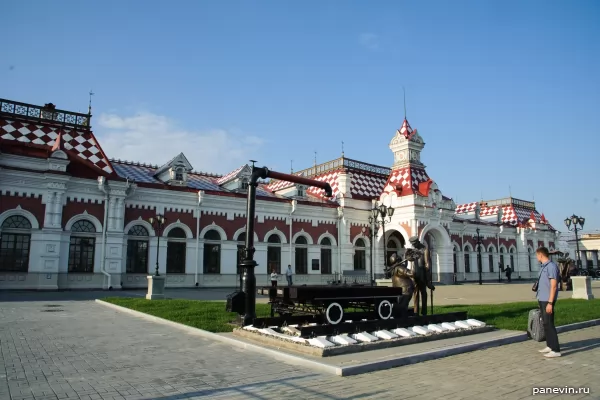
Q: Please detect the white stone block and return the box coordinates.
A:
[258,328,306,343]
[393,328,417,337]
[441,322,458,331]
[571,276,595,300]
[466,319,486,327]
[308,337,336,348]
[282,326,301,336]
[454,320,471,329]
[146,275,165,300]
[244,325,259,331]
[329,335,358,345]
[427,324,447,333]
[410,326,430,335]
[351,331,380,342]
[373,330,399,340]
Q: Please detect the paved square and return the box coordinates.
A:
[1,299,598,399]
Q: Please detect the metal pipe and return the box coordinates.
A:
[267,170,333,196]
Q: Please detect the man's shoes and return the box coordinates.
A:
[538,347,552,353]
[544,351,562,358]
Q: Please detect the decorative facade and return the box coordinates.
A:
[0,97,558,290]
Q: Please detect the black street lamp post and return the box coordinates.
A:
[361,226,375,286]
[498,262,502,283]
[564,214,585,272]
[369,201,394,277]
[149,214,166,276]
[474,228,483,285]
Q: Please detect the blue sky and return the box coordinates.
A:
[2,0,599,231]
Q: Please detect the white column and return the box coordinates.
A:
[44,192,56,227]
[52,192,63,227]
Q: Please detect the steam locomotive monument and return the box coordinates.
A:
[226,163,472,341]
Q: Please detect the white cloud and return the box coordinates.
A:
[358,33,380,51]
[94,112,265,174]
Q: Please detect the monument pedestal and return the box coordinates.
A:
[571,276,594,300]
[375,279,393,287]
[146,275,166,300]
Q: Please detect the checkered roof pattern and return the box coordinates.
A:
[383,166,430,196]
[398,118,414,139]
[0,118,113,174]
[216,165,246,185]
[267,167,388,200]
[454,201,548,226]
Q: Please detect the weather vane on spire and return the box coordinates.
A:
[291,160,293,173]
[88,89,94,114]
[314,151,317,167]
[341,141,344,157]
[403,86,407,119]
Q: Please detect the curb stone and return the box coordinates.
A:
[94,299,600,377]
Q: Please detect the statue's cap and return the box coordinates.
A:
[409,236,420,244]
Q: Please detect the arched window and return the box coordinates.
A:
[509,248,515,271]
[0,215,32,272]
[267,234,282,273]
[175,167,184,181]
[354,238,366,270]
[203,229,221,274]
[295,235,308,274]
[320,237,332,274]
[126,225,149,273]
[236,232,246,275]
[452,246,458,274]
[68,220,96,273]
[528,248,532,271]
[464,246,471,273]
[166,227,187,274]
[386,239,397,267]
[488,247,494,272]
[499,248,505,271]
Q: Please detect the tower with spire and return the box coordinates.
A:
[381,116,432,198]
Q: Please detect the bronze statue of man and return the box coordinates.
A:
[409,236,435,316]
[385,253,414,315]
[556,252,574,291]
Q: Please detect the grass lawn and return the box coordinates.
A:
[101,297,600,333]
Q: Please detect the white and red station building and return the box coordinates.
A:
[0,97,558,290]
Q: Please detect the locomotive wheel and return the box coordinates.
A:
[325,302,344,325]
[377,299,393,320]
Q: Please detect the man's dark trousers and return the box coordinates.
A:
[538,300,560,352]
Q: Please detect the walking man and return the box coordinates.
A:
[536,247,561,358]
[286,265,293,286]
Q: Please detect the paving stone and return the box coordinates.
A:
[1,300,599,399]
